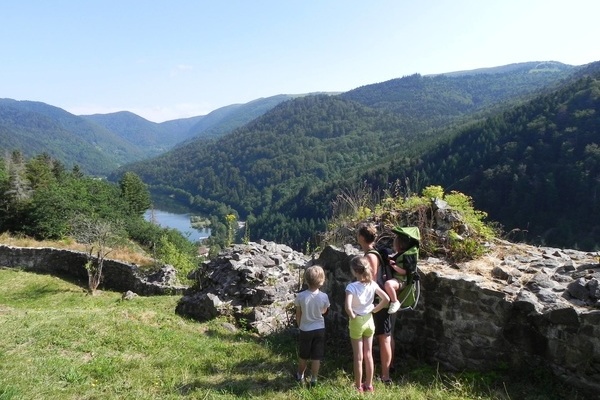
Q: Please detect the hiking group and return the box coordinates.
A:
[294,222,421,393]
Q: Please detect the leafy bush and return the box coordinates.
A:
[323,184,499,261]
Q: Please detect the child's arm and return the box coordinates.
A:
[321,295,331,315]
[344,292,356,319]
[295,307,302,326]
[372,285,390,314]
[389,259,407,275]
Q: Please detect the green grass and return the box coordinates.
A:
[0,268,585,400]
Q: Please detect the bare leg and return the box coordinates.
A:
[297,358,307,379]
[351,338,364,388]
[310,360,320,381]
[385,280,399,302]
[377,334,392,381]
[363,336,375,388]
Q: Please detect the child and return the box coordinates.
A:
[294,265,330,387]
[385,227,420,314]
[345,255,390,393]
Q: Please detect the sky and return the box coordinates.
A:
[1,0,599,123]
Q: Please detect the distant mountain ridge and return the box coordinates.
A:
[432,60,571,77]
[111,60,594,250]
[341,61,576,130]
[0,98,145,175]
[0,94,299,173]
[81,111,204,156]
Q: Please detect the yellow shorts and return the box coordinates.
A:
[348,313,374,340]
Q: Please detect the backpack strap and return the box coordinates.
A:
[366,249,386,288]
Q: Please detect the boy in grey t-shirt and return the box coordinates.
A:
[294,265,330,386]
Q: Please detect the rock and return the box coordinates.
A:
[175,241,310,335]
[122,290,138,300]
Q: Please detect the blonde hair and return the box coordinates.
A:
[350,256,372,282]
[304,265,325,288]
[357,223,377,244]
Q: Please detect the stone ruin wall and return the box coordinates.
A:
[0,244,185,295]
[2,241,599,395]
[315,243,600,395]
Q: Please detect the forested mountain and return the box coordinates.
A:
[114,63,577,245]
[113,95,413,217]
[269,62,600,251]
[113,62,587,249]
[341,61,574,129]
[368,61,600,250]
[0,95,295,174]
[183,94,299,142]
[0,99,145,175]
[82,111,204,156]
[3,60,596,251]
[82,95,297,156]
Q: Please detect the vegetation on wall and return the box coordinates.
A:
[322,183,498,261]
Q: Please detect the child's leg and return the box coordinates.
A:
[362,335,375,388]
[350,338,364,388]
[310,360,320,382]
[309,328,325,383]
[297,358,307,380]
[384,279,399,302]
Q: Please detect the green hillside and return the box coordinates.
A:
[268,62,600,250]
[82,111,203,156]
[341,61,574,128]
[0,95,294,175]
[115,95,412,216]
[185,94,298,141]
[0,99,145,175]
[113,62,585,250]
[84,95,297,156]
[377,61,600,250]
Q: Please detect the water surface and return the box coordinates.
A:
[144,209,211,242]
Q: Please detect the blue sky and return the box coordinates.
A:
[1,0,599,122]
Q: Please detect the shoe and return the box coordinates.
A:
[309,380,317,388]
[355,385,364,393]
[381,378,393,386]
[362,384,375,393]
[388,301,400,314]
[295,372,304,383]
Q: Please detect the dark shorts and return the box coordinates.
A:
[373,308,396,336]
[298,328,325,360]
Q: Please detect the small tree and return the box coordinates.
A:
[225,214,237,246]
[119,172,151,216]
[70,214,125,294]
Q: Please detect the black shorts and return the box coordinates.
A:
[373,309,396,336]
[298,328,325,360]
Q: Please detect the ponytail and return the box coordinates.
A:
[350,255,372,282]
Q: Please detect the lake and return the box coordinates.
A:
[144,209,211,242]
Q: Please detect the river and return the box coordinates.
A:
[143,209,211,242]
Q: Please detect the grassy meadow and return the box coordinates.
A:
[0,267,585,400]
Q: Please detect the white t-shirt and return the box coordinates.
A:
[345,280,377,315]
[294,289,330,332]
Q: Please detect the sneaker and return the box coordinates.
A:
[295,372,304,382]
[381,378,393,386]
[388,301,401,314]
[362,384,375,393]
[355,385,364,393]
[309,380,317,388]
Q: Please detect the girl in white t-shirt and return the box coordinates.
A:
[345,255,390,393]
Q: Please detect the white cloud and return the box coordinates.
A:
[170,64,194,77]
